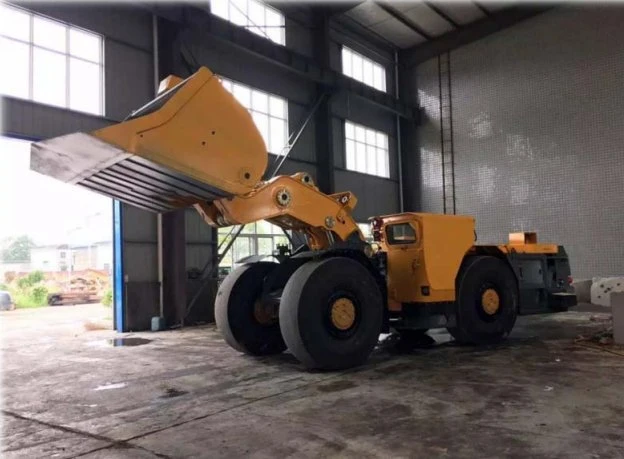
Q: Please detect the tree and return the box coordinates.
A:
[1,235,35,263]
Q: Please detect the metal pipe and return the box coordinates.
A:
[394,49,404,212]
[270,92,328,178]
[153,13,164,318]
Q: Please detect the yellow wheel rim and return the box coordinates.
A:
[481,288,500,315]
[330,298,356,330]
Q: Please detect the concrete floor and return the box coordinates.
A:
[1,306,623,458]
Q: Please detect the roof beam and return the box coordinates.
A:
[401,5,553,68]
[472,1,493,18]
[376,3,432,41]
[423,2,460,29]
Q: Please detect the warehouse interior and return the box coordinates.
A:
[2,1,624,457]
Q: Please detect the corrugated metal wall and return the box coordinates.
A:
[414,6,624,278]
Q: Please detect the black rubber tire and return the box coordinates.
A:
[279,257,383,370]
[215,262,286,356]
[447,255,518,345]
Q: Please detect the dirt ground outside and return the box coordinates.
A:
[0,304,113,344]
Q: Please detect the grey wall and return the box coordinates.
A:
[411,6,624,278]
[185,209,215,272]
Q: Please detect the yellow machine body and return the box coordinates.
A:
[376,214,561,310]
[378,213,475,308]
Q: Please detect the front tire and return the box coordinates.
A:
[215,262,286,356]
[447,256,518,345]
[279,257,383,370]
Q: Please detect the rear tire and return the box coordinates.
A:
[447,256,518,345]
[215,262,286,356]
[279,257,383,370]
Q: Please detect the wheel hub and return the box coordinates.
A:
[253,300,278,325]
[330,297,356,331]
[481,288,500,315]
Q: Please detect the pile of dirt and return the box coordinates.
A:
[6,269,111,297]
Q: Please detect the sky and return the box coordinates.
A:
[0,136,113,247]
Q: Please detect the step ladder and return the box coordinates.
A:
[438,52,456,215]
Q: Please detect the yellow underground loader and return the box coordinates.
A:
[30,67,577,370]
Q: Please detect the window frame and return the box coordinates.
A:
[344,120,390,178]
[0,3,104,115]
[210,0,286,46]
[341,46,387,92]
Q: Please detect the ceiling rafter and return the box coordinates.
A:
[472,1,493,18]
[376,2,432,41]
[423,2,460,29]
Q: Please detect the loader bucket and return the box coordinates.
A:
[30,67,268,213]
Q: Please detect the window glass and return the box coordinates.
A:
[229,0,247,25]
[345,139,356,171]
[232,83,251,107]
[33,47,66,107]
[33,17,66,52]
[212,0,285,45]
[352,53,363,81]
[248,0,264,26]
[0,4,30,40]
[0,4,104,115]
[69,28,100,62]
[257,237,273,256]
[269,117,285,154]
[344,120,390,178]
[69,58,101,114]
[366,145,376,175]
[251,112,269,146]
[211,0,229,18]
[387,223,417,245]
[251,91,268,113]
[355,142,366,173]
[341,46,387,92]
[269,96,285,118]
[362,60,373,87]
[0,38,30,98]
[256,220,273,234]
